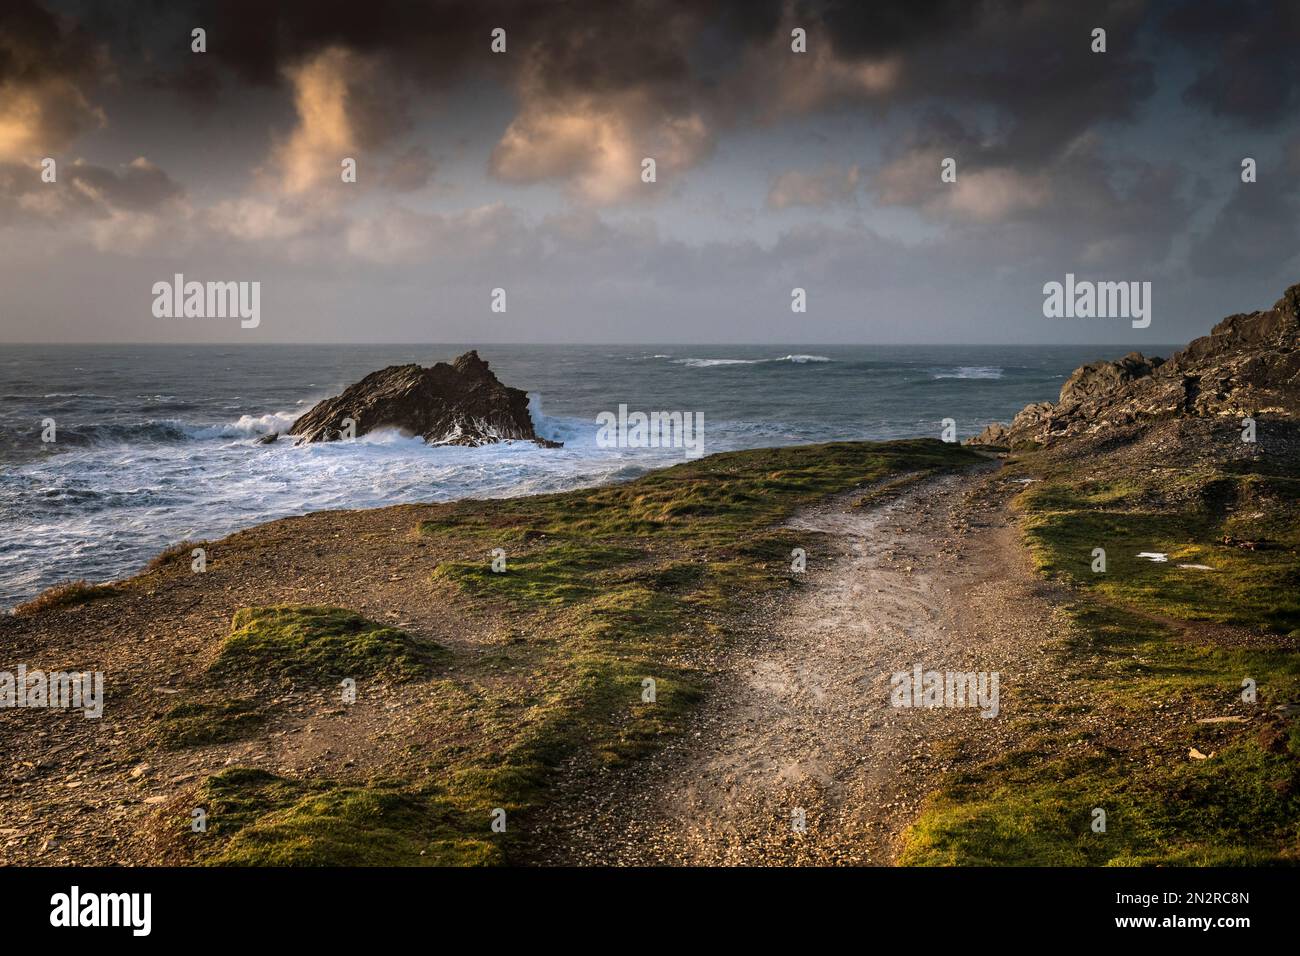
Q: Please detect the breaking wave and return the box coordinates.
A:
[930,366,1004,380]
[672,354,832,368]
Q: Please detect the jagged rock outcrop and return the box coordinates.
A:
[969,282,1300,447]
[969,422,1010,446]
[288,350,561,448]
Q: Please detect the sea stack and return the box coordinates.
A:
[288,350,561,448]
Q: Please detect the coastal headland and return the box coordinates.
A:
[3,284,1298,866]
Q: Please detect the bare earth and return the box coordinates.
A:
[0,501,520,865]
[534,466,1076,864]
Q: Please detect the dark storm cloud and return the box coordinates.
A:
[159,0,1164,205]
[66,156,183,210]
[1189,143,1300,278]
[805,0,992,58]
[34,0,1300,145]
[33,0,1291,212]
[1164,0,1300,127]
[875,1,1154,167]
[45,1,1151,133]
[0,0,100,85]
[118,0,782,96]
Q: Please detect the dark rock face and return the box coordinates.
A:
[969,282,1300,447]
[288,350,561,448]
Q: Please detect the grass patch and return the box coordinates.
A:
[1016,463,1300,636]
[146,539,210,571]
[418,439,986,545]
[901,723,1300,866]
[13,579,119,616]
[213,606,439,680]
[156,698,265,749]
[192,768,500,866]
[1062,601,1300,709]
[432,544,645,608]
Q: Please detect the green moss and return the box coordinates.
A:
[901,729,1300,866]
[1016,466,1300,636]
[193,768,500,866]
[214,606,439,680]
[432,544,645,608]
[418,439,986,544]
[157,698,265,748]
[900,445,1300,867]
[1062,601,1300,708]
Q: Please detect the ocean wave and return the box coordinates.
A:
[55,421,195,445]
[931,366,1004,380]
[674,358,758,367]
[29,410,304,447]
[673,354,833,368]
[527,394,586,445]
[190,410,302,440]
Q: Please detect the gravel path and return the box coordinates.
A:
[535,466,1073,864]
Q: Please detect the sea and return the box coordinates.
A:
[0,343,1168,608]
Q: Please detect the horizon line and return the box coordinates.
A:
[0,340,1186,349]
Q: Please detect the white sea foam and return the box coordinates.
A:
[673,354,832,368]
[191,410,302,440]
[931,366,1005,380]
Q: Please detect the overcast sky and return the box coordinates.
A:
[1,0,1297,345]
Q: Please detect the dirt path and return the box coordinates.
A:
[535,466,1073,864]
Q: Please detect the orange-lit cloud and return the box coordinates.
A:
[266,46,410,196]
[491,83,711,204]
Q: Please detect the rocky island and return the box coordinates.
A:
[286,350,560,448]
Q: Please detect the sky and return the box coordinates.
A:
[0,0,1298,345]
